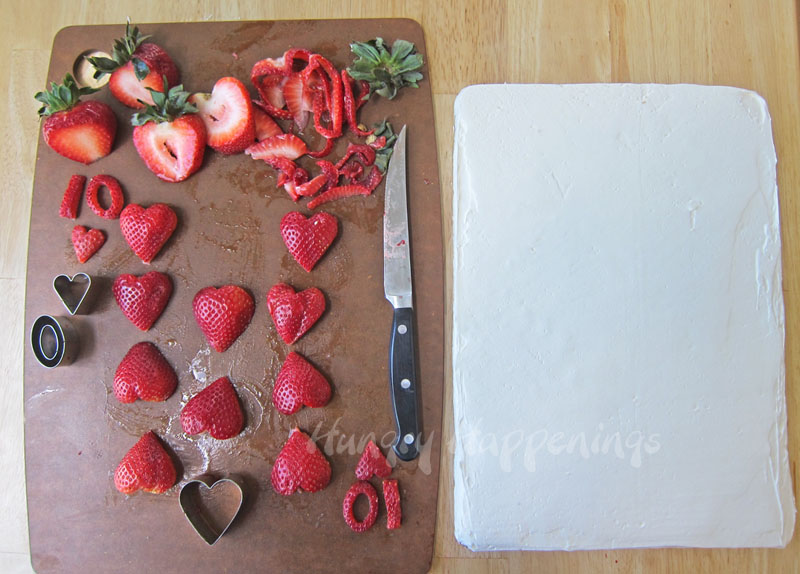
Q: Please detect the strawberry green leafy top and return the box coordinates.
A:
[88,19,152,81]
[346,38,423,100]
[131,80,197,125]
[34,74,99,116]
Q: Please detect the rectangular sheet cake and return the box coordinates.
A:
[451,83,794,550]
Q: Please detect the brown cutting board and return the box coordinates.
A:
[23,19,443,574]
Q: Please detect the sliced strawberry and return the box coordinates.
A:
[112,271,172,331]
[86,174,125,219]
[119,203,177,264]
[283,73,313,130]
[253,101,284,141]
[341,69,373,136]
[190,77,255,154]
[335,143,376,169]
[295,174,327,198]
[279,211,338,271]
[307,185,371,210]
[59,175,85,219]
[114,342,177,403]
[267,283,326,345]
[271,427,331,495]
[303,54,343,139]
[316,160,340,190]
[71,225,105,263]
[383,479,402,529]
[132,114,206,182]
[245,134,307,163]
[193,285,255,352]
[181,376,244,440]
[114,431,176,495]
[272,352,332,415]
[355,440,392,480]
[343,481,379,533]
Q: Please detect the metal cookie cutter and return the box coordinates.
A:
[179,474,245,545]
[30,315,79,368]
[53,272,93,315]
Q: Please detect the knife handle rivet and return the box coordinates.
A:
[397,324,407,334]
[403,433,415,445]
[401,378,411,389]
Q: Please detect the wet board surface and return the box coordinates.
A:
[23,19,443,574]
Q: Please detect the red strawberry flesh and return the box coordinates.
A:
[71,225,105,263]
[271,427,331,495]
[273,352,332,415]
[279,211,338,272]
[114,342,177,403]
[112,271,172,331]
[59,175,85,219]
[114,431,176,494]
[267,283,326,345]
[383,479,402,529]
[192,285,255,352]
[190,77,255,154]
[355,439,392,480]
[342,480,379,533]
[180,376,243,440]
[119,203,177,264]
[86,174,125,219]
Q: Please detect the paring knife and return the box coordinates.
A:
[383,125,420,461]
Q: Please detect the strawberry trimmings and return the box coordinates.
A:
[307,185,370,210]
[86,174,125,219]
[343,480,379,533]
[59,174,86,219]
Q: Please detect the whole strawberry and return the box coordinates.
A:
[114,431,176,494]
[112,271,172,331]
[119,203,177,263]
[131,80,206,182]
[89,20,179,109]
[180,376,243,440]
[114,342,177,403]
[34,74,117,164]
[271,427,331,495]
[273,352,332,415]
[193,285,255,352]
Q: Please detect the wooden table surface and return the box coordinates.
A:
[2,1,799,572]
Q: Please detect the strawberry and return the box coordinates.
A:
[114,431,176,494]
[59,175,85,219]
[245,133,307,163]
[112,271,172,331]
[355,440,392,480]
[71,225,105,263]
[89,21,179,109]
[295,174,328,198]
[85,174,125,219]
[342,481,379,533]
[273,352,332,415]
[113,342,177,403]
[267,283,325,344]
[131,81,206,182]
[35,74,117,165]
[283,73,313,129]
[383,479,402,529]
[189,77,255,154]
[271,427,331,495]
[119,203,177,263]
[253,101,284,141]
[192,285,255,352]
[180,376,243,440]
[280,211,338,272]
[307,185,371,210]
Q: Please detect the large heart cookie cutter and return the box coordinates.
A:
[53,273,92,315]
[179,474,245,545]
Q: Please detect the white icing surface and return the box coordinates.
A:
[451,84,794,551]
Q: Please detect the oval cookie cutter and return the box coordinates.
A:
[30,315,79,368]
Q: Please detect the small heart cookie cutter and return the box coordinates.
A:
[53,272,92,315]
[179,474,245,545]
[30,315,79,368]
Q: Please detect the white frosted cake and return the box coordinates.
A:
[451,84,795,550]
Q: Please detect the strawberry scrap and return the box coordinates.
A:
[119,203,177,264]
[355,440,392,481]
[252,101,284,141]
[193,285,255,352]
[181,376,244,440]
[59,175,85,219]
[114,431,176,495]
[273,352,332,415]
[279,211,338,271]
[383,479,402,529]
[307,185,370,210]
[71,225,105,263]
[271,427,331,495]
[86,174,125,219]
[267,283,326,345]
[343,480,379,533]
[112,271,173,331]
[114,342,177,403]
[341,69,372,136]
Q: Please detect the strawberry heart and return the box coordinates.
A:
[355,439,393,480]
[112,271,172,331]
[273,352,332,415]
[271,427,331,495]
[71,225,105,263]
[193,285,255,352]
[267,283,325,344]
[114,431,176,494]
[280,211,338,272]
[114,342,178,403]
[119,203,177,263]
[181,376,243,440]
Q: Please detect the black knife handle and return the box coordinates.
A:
[389,306,420,461]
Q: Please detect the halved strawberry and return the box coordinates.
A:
[131,82,206,182]
[283,73,313,129]
[35,74,117,165]
[245,134,307,163]
[89,21,179,109]
[190,77,255,154]
[253,101,284,141]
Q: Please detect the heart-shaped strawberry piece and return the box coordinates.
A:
[112,271,172,331]
[71,225,105,263]
[119,203,177,263]
[180,376,243,440]
[193,285,255,352]
[271,427,331,495]
[114,431,176,494]
[280,211,338,271]
[273,352,332,415]
[267,283,325,344]
[114,342,178,403]
[355,439,392,480]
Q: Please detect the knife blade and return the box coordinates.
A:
[383,125,420,461]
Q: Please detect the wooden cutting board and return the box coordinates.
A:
[23,19,443,574]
